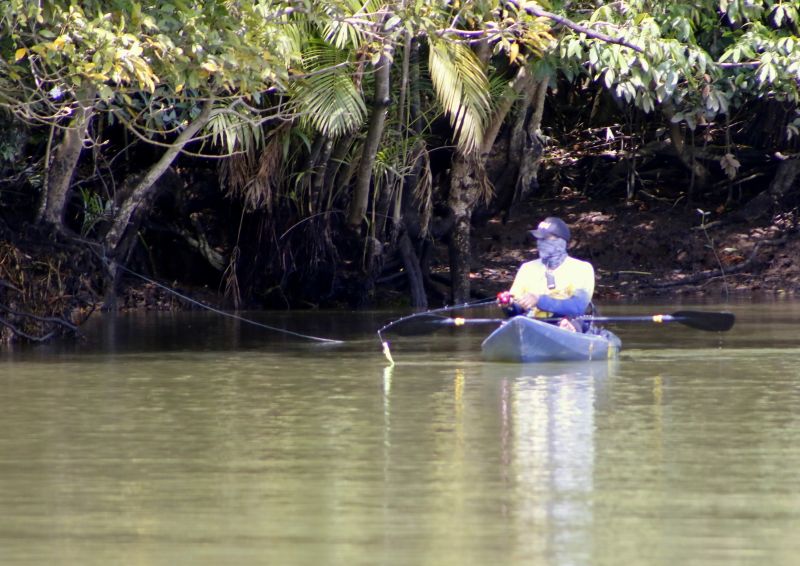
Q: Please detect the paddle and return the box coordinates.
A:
[589,310,735,331]
[430,310,736,332]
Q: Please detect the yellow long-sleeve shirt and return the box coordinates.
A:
[509,256,595,317]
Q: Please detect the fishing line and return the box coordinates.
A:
[83,242,343,344]
[377,298,497,364]
[114,263,343,344]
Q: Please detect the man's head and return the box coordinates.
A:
[529,217,570,242]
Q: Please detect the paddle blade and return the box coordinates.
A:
[671,311,736,332]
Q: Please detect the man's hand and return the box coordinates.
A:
[514,292,539,311]
[558,318,577,332]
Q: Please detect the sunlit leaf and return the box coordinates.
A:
[428,39,491,154]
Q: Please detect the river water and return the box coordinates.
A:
[1,300,799,565]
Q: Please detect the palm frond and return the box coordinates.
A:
[207,108,264,155]
[220,125,289,212]
[291,41,367,138]
[319,0,383,49]
[270,22,309,65]
[488,72,518,112]
[428,39,491,154]
[297,72,368,138]
[410,141,433,238]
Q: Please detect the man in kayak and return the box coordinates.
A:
[497,216,594,332]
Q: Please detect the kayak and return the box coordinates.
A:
[481,315,621,363]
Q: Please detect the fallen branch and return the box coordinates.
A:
[0,303,79,332]
[0,317,57,342]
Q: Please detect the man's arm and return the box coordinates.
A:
[536,289,592,317]
[537,260,594,316]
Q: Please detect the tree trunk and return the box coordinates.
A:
[36,85,97,228]
[408,39,422,132]
[446,67,536,303]
[346,47,393,229]
[664,110,710,193]
[483,68,533,157]
[743,156,800,219]
[310,137,333,214]
[101,100,212,309]
[513,78,548,203]
[322,135,354,203]
[398,231,427,308]
[104,100,213,255]
[448,153,484,303]
[492,75,548,215]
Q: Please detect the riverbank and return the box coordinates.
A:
[2,193,797,344]
[466,195,800,302]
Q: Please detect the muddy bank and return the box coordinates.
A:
[0,224,98,344]
[467,196,800,302]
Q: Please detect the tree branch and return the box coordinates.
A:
[0,317,56,342]
[524,5,644,53]
[0,303,79,331]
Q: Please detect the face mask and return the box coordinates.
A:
[537,238,567,270]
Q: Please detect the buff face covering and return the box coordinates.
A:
[537,238,567,270]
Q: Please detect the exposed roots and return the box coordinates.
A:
[0,236,99,345]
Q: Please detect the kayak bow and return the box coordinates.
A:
[481,316,621,363]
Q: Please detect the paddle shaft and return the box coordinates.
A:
[439,310,735,332]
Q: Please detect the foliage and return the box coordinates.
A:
[0,0,300,159]
[78,187,112,237]
[551,0,800,134]
[1,0,799,307]
[290,39,368,139]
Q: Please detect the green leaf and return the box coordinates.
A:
[428,39,491,154]
[384,15,401,31]
[603,68,615,88]
[98,84,114,100]
[774,5,784,27]
[292,65,367,138]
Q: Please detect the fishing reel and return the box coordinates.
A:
[496,291,513,306]
[497,291,526,316]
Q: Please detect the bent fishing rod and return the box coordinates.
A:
[377,297,498,364]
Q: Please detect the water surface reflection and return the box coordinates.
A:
[1,302,799,565]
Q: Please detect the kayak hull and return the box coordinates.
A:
[481,316,621,363]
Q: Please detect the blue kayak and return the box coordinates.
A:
[481,315,621,363]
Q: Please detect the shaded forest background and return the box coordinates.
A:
[1,1,799,344]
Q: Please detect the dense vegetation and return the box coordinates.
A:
[1,0,798,342]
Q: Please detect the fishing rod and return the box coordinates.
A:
[377,297,497,364]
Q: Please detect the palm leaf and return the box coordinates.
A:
[297,72,368,138]
[206,106,264,155]
[291,41,367,138]
[320,0,383,49]
[428,39,491,154]
[488,72,518,111]
[410,141,433,238]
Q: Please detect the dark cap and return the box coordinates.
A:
[529,217,570,241]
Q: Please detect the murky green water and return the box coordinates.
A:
[1,301,799,565]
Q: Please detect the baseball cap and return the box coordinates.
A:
[529,217,570,241]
